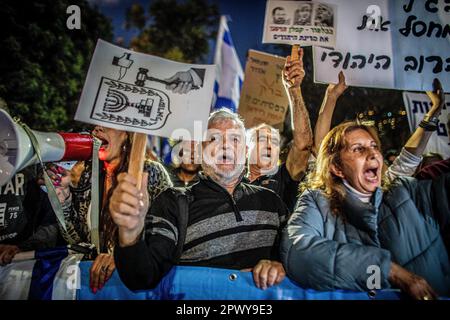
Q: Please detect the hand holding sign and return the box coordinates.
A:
[109,171,149,248]
[283,45,305,89]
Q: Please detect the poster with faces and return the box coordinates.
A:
[262,0,337,47]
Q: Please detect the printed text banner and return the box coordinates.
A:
[238,50,289,130]
[313,0,450,92]
[403,92,450,159]
[75,39,216,141]
[262,0,336,47]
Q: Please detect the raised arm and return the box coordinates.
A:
[385,79,446,182]
[282,46,313,181]
[111,173,179,290]
[403,78,445,157]
[313,71,348,155]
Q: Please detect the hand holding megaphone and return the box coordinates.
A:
[44,163,72,204]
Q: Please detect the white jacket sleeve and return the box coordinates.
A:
[385,148,422,183]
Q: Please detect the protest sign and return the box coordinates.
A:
[262,0,336,47]
[313,0,450,92]
[75,39,216,141]
[238,50,289,130]
[403,91,450,158]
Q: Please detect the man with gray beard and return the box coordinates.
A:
[109,109,289,291]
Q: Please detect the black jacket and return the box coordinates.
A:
[114,173,289,291]
[0,166,59,251]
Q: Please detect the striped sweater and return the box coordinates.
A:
[114,173,289,290]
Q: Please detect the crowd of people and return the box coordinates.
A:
[0,47,449,300]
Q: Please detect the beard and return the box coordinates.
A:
[202,161,245,185]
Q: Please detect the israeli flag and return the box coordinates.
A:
[0,247,83,300]
[212,15,244,113]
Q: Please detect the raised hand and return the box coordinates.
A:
[45,163,72,204]
[426,78,445,117]
[282,46,305,89]
[109,172,149,247]
[326,71,348,101]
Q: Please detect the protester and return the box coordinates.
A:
[110,109,288,291]
[281,121,450,298]
[166,140,201,187]
[384,149,399,166]
[49,126,172,293]
[245,46,313,212]
[414,115,450,255]
[314,76,446,183]
[415,152,444,175]
[0,166,59,265]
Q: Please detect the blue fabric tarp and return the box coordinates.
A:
[76,262,403,300]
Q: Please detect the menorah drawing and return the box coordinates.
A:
[103,88,161,120]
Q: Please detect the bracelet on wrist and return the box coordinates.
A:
[419,120,438,131]
[423,114,439,125]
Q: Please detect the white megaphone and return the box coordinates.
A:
[0,109,93,187]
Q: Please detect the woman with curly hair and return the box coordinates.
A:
[281,121,450,299]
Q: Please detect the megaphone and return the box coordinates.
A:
[0,109,93,187]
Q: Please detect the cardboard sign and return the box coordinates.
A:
[238,50,289,130]
[262,0,336,47]
[75,40,216,141]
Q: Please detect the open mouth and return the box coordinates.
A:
[363,165,379,183]
[96,136,109,150]
[218,153,234,164]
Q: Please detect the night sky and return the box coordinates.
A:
[88,0,282,66]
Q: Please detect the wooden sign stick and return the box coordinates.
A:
[289,45,300,86]
[291,44,300,61]
[128,132,147,188]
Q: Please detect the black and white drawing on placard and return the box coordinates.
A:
[112,53,134,80]
[91,77,171,130]
[135,67,205,94]
[75,39,215,139]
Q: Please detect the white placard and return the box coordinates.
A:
[313,0,450,92]
[262,0,336,47]
[75,39,216,141]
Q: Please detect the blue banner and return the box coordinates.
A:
[76,262,403,300]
